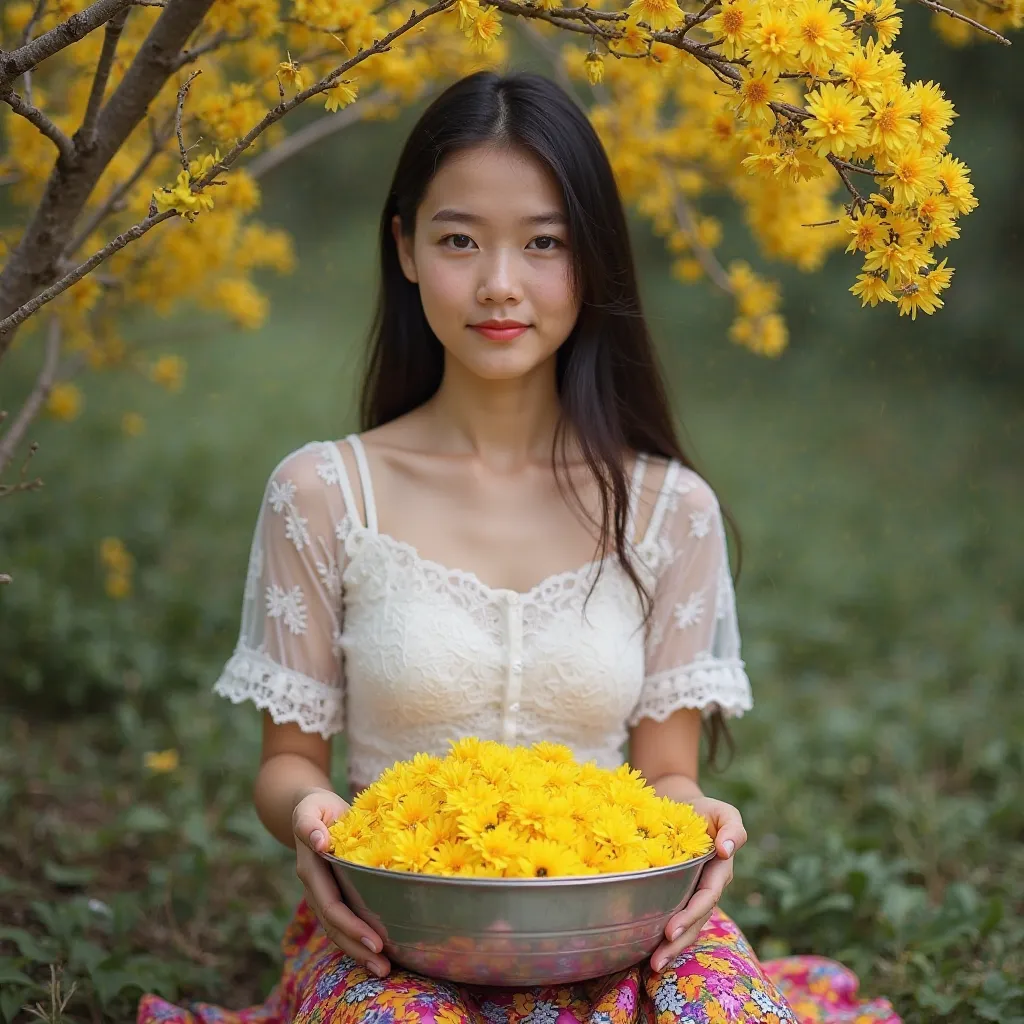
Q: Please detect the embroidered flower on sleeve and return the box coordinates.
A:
[689,508,712,539]
[265,583,309,635]
[284,510,311,551]
[268,479,296,513]
[672,589,706,630]
[315,458,339,486]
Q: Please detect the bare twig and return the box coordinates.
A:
[909,0,1011,43]
[79,6,131,147]
[828,153,869,209]
[0,88,76,163]
[18,0,48,105]
[0,0,137,83]
[63,114,176,257]
[672,191,733,293]
[246,90,398,180]
[171,30,252,70]
[192,0,459,188]
[174,70,202,170]
[0,317,63,475]
[0,208,177,338]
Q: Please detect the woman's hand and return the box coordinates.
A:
[292,787,391,977]
[649,796,747,973]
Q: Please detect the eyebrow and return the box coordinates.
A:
[430,208,569,227]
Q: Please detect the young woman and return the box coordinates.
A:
[138,71,900,1024]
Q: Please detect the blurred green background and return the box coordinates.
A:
[1,13,1022,1024]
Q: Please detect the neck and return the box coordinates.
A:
[421,354,571,469]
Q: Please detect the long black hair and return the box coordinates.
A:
[359,69,741,766]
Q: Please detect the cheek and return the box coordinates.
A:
[416,259,467,318]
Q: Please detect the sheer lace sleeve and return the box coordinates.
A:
[628,464,753,726]
[212,441,348,738]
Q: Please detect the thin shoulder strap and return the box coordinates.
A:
[626,453,649,545]
[345,434,379,534]
[643,459,681,547]
[324,439,364,529]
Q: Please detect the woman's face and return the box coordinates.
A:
[392,143,581,382]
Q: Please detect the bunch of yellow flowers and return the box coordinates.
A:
[328,738,713,878]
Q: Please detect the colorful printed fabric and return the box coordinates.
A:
[137,900,900,1024]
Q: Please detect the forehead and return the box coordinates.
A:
[420,144,567,224]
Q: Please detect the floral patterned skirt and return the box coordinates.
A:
[137,899,900,1024]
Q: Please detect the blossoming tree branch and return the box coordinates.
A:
[0,0,1018,522]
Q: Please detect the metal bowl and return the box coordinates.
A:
[322,848,716,986]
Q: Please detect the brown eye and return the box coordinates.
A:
[528,235,563,251]
[442,234,475,250]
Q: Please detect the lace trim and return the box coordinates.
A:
[627,656,753,725]
[212,643,344,739]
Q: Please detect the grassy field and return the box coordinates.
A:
[1,204,1022,1024]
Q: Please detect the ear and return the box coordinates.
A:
[392,214,418,283]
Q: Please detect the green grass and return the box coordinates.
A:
[1,212,1022,1023]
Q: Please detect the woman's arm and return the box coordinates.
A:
[629,705,704,802]
[254,714,336,847]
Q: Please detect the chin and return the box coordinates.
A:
[449,341,556,382]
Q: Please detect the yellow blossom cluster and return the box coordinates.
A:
[0,0,1014,439]
[328,738,714,878]
[99,536,134,598]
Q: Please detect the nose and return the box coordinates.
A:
[476,246,523,306]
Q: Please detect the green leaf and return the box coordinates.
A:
[42,862,96,888]
[120,805,172,833]
[0,927,59,964]
[0,987,29,1024]
[0,965,34,986]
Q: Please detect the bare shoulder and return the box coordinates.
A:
[630,452,717,542]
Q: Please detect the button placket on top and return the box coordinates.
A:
[502,591,524,744]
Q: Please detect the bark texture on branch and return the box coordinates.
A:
[0,0,217,356]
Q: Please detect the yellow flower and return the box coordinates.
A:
[843,208,887,253]
[121,412,146,437]
[792,0,851,68]
[627,0,685,30]
[802,83,870,157]
[845,0,902,45]
[145,749,179,773]
[105,572,132,599]
[908,80,955,153]
[737,72,778,128]
[882,146,939,207]
[703,0,757,59]
[934,154,978,215]
[868,85,919,158]
[517,838,587,877]
[150,354,186,392]
[324,80,359,113]
[749,6,799,79]
[465,8,502,52]
[276,51,309,91]
[452,0,481,30]
[46,382,82,422]
[327,739,712,877]
[584,51,605,86]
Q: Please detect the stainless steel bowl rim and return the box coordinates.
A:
[320,847,717,887]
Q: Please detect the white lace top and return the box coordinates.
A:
[214,435,753,791]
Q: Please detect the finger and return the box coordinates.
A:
[299,850,386,958]
[304,885,391,977]
[652,910,715,972]
[664,884,718,941]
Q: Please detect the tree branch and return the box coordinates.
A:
[63,114,176,258]
[909,0,1011,43]
[0,0,137,83]
[0,317,63,476]
[0,87,76,164]
[0,208,177,339]
[78,5,131,147]
[18,0,48,105]
[245,90,398,181]
[192,0,458,188]
[672,191,733,293]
